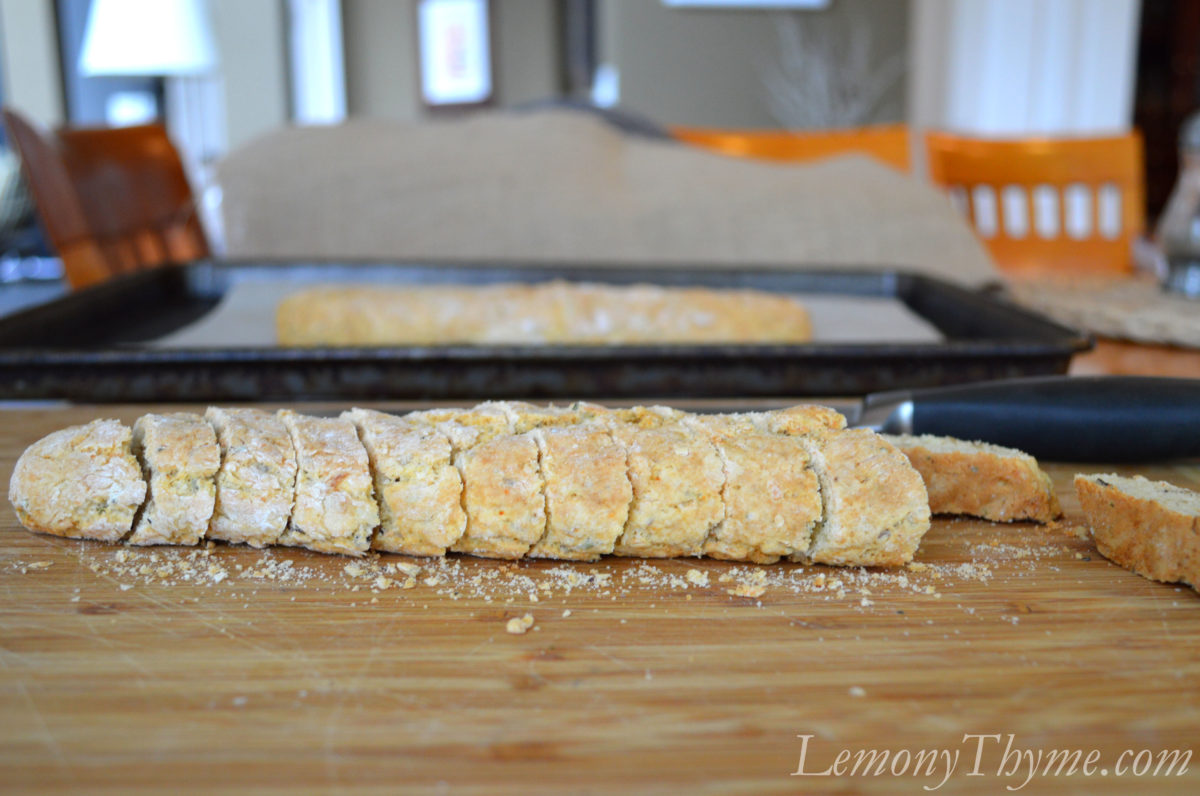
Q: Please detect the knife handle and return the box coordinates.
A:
[900,376,1200,462]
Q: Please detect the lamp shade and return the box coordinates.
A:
[79,0,218,77]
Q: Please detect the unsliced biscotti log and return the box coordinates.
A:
[1075,473,1200,592]
[8,403,932,567]
[276,281,813,346]
[128,413,220,546]
[885,434,1061,523]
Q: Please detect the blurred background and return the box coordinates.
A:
[0,0,1197,312]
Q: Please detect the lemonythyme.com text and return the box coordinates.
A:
[790,734,1191,791]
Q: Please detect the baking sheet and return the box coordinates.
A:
[153,280,944,348]
[0,260,1090,402]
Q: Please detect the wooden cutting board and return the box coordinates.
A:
[2,405,1198,794]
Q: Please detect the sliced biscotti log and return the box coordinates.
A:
[684,415,822,564]
[128,413,220,546]
[8,419,147,543]
[885,434,1061,523]
[277,411,378,556]
[344,408,465,557]
[405,405,545,559]
[206,407,297,548]
[527,424,632,561]
[793,429,930,567]
[1075,473,1200,591]
[605,404,838,561]
[606,407,724,558]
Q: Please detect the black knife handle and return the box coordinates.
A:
[906,376,1200,462]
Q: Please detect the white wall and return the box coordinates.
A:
[211,0,290,151]
[0,0,66,126]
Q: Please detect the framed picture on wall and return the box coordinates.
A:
[417,0,493,108]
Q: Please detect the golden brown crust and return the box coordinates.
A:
[451,432,545,559]
[763,404,847,434]
[128,413,220,546]
[278,411,378,556]
[206,407,297,548]
[886,434,1061,523]
[405,404,512,450]
[344,408,465,556]
[276,281,812,346]
[494,400,612,434]
[797,429,930,567]
[8,419,146,543]
[1075,474,1200,591]
[528,425,631,561]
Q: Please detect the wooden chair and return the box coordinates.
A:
[2,107,209,289]
[924,131,1145,278]
[671,123,911,172]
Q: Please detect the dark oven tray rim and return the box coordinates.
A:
[0,259,1093,401]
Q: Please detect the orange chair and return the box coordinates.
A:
[924,131,1145,278]
[671,123,911,172]
[2,107,209,289]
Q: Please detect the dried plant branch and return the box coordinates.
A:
[762,9,905,129]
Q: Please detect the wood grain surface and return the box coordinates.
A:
[2,405,1199,794]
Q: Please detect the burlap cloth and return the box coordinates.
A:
[1008,276,1200,349]
[215,109,997,287]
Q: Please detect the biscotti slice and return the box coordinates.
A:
[527,425,632,561]
[685,416,822,563]
[278,411,378,556]
[206,407,297,548]
[8,419,147,543]
[608,410,724,558]
[128,413,219,546]
[795,429,930,567]
[885,433,1060,523]
[344,408,466,556]
[1075,473,1200,591]
[451,431,545,559]
[407,404,544,559]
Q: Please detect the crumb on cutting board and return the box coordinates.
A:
[506,613,535,634]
